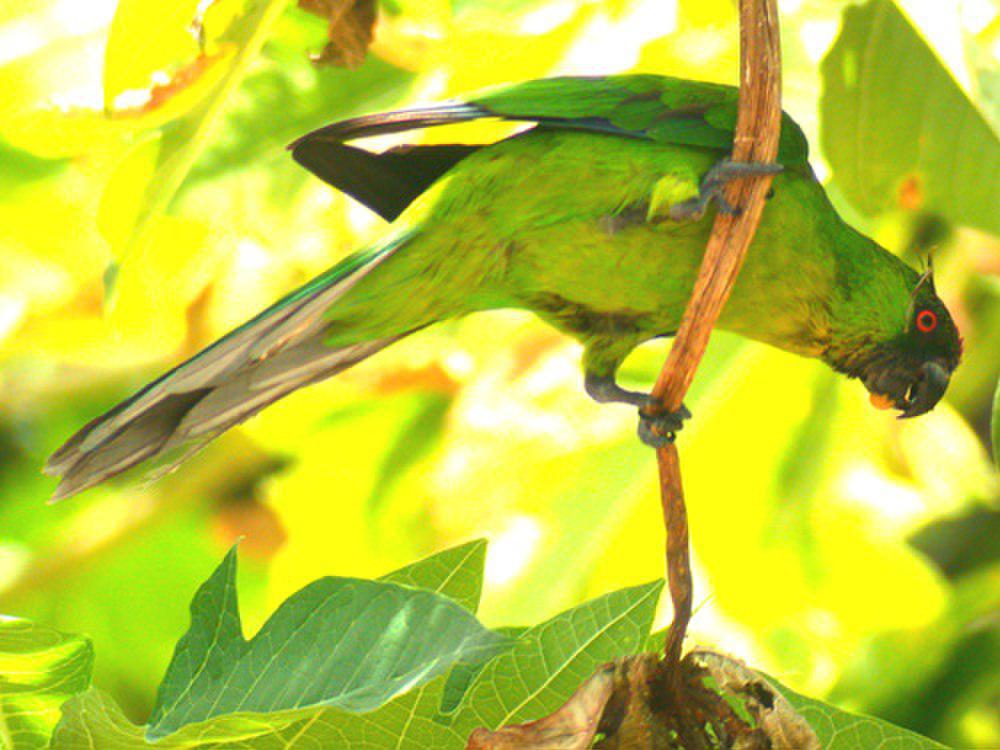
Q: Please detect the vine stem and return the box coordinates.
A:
[648,0,783,676]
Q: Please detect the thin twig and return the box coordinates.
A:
[648,0,783,676]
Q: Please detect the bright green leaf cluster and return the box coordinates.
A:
[0,619,93,750]
[0,541,955,748]
[48,542,662,748]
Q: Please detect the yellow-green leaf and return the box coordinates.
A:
[103,0,202,109]
[821,0,1000,234]
[0,618,93,750]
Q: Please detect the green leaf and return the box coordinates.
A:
[52,555,661,748]
[146,545,507,740]
[96,132,162,248]
[51,540,490,749]
[265,582,664,747]
[450,580,663,734]
[380,538,487,613]
[50,688,147,749]
[0,618,93,749]
[53,682,462,749]
[778,682,951,749]
[820,0,1000,234]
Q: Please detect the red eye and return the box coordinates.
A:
[916,309,937,333]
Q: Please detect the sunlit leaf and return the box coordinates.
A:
[450,580,663,733]
[435,2,599,95]
[103,0,202,109]
[106,214,216,360]
[451,0,540,16]
[146,546,507,739]
[0,31,105,120]
[108,46,239,126]
[381,538,487,613]
[97,134,162,249]
[0,139,65,190]
[820,0,1000,234]
[50,541,488,748]
[637,0,738,85]
[52,688,146,749]
[0,29,130,159]
[780,681,950,750]
[0,618,93,749]
[54,682,458,748]
[112,0,294,269]
[51,556,660,748]
[0,109,135,160]
[3,20,238,158]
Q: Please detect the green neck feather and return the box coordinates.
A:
[822,228,919,375]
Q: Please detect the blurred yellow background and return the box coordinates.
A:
[0,0,997,746]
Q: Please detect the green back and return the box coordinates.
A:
[472,75,809,165]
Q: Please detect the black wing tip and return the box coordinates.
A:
[287,102,491,151]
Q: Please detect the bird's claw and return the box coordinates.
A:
[637,403,692,447]
[669,159,783,222]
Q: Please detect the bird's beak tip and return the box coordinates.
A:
[899,360,950,419]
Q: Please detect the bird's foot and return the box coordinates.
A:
[668,159,783,222]
[584,372,648,407]
[637,403,692,447]
[584,373,691,446]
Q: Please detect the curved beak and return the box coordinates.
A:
[899,361,950,419]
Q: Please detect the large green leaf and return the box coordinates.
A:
[820,0,1000,235]
[51,549,663,748]
[234,581,665,747]
[380,538,487,613]
[145,545,507,740]
[50,541,489,749]
[103,0,202,109]
[450,580,664,734]
[50,673,955,750]
[0,618,93,749]
[779,682,950,750]
[46,688,148,750]
[51,683,458,749]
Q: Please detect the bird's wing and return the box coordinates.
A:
[290,75,810,221]
[471,75,808,161]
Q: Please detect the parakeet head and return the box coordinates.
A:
[855,264,962,418]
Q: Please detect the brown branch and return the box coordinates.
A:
[649,0,783,677]
[466,5,783,747]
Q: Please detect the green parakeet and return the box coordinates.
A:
[46,75,962,500]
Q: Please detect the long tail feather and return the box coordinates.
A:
[45,235,411,501]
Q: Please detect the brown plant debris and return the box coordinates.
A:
[298,0,377,68]
[465,664,616,749]
[466,650,819,750]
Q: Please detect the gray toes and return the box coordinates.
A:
[637,403,691,448]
